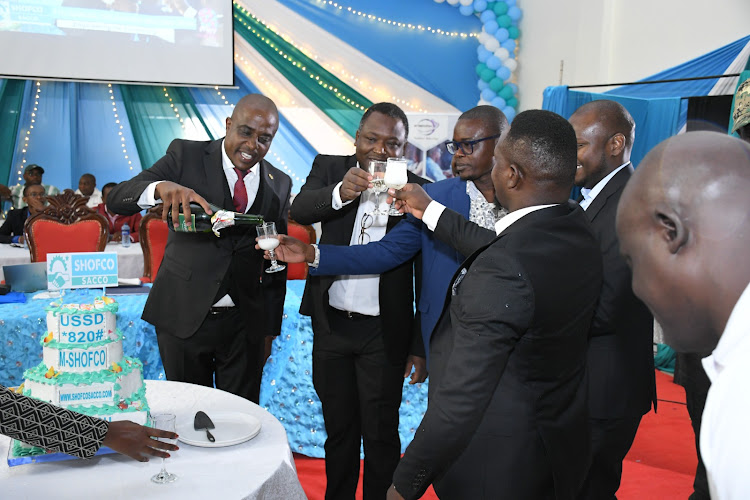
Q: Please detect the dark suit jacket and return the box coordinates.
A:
[290,154,425,364]
[583,166,656,418]
[392,202,603,500]
[0,207,29,243]
[311,177,470,363]
[107,138,291,340]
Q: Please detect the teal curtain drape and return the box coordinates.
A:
[120,85,211,169]
[0,80,29,186]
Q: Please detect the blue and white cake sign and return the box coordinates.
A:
[46,252,119,290]
[43,342,123,373]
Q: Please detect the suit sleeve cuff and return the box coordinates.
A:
[422,201,446,232]
[137,181,164,209]
[331,182,354,210]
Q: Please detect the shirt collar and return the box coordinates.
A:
[221,139,259,176]
[702,282,750,382]
[580,162,630,209]
[466,180,494,207]
[494,203,557,236]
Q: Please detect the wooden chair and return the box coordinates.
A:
[24,189,108,263]
[138,212,169,283]
[286,218,317,280]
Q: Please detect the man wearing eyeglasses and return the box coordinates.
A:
[0,184,46,244]
[275,106,508,369]
[289,102,428,500]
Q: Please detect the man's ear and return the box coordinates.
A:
[609,133,626,157]
[507,163,522,189]
[225,117,231,135]
[656,210,688,254]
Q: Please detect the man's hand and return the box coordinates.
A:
[17,236,24,245]
[387,484,406,500]
[256,234,315,263]
[340,167,372,202]
[111,232,122,243]
[102,420,178,462]
[404,355,427,384]
[155,181,212,230]
[387,184,433,220]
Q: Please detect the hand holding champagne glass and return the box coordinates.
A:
[368,159,387,216]
[384,158,409,216]
[150,413,178,484]
[257,222,286,273]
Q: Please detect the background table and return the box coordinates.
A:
[0,242,144,282]
[1,380,307,499]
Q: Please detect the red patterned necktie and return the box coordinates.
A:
[233,167,249,213]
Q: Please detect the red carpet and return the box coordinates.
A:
[294,370,695,500]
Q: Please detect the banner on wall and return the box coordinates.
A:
[405,113,460,182]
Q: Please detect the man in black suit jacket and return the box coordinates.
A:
[570,100,656,499]
[290,103,427,500]
[0,184,46,244]
[387,110,603,500]
[108,94,291,403]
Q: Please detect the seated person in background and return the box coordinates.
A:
[96,182,141,242]
[75,173,102,208]
[0,184,46,244]
[8,164,59,209]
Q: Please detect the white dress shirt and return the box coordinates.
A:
[700,282,750,499]
[579,162,630,210]
[136,139,261,307]
[75,188,103,208]
[327,162,388,316]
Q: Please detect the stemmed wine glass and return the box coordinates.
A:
[367,159,388,216]
[257,222,286,273]
[384,157,409,216]
[150,413,178,484]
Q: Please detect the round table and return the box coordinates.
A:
[0,381,307,499]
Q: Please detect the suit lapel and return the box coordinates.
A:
[338,155,362,244]
[584,165,632,222]
[203,140,228,208]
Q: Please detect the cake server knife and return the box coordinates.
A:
[194,411,216,442]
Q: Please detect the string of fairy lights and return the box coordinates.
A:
[313,0,477,38]
[234,3,428,112]
[107,84,133,171]
[16,81,42,182]
[162,87,186,129]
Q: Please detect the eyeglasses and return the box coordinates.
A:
[358,213,373,245]
[446,133,502,155]
[25,192,45,198]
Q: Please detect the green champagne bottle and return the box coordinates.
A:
[167,202,264,236]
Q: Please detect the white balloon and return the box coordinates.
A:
[484,38,500,52]
[446,0,459,5]
[494,48,510,61]
[504,58,518,72]
[477,31,489,44]
[459,0,473,5]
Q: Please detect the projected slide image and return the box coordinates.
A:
[0,0,224,46]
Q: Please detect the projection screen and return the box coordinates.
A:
[0,0,234,86]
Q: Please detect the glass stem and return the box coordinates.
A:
[269,249,277,266]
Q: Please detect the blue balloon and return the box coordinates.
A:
[473,0,487,11]
[491,96,507,109]
[481,88,497,102]
[494,27,509,42]
[480,10,496,23]
[495,66,511,80]
[508,6,522,21]
[459,4,474,16]
[502,39,517,53]
[486,56,502,70]
[477,45,490,56]
[477,49,490,63]
[507,83,519,93]
[484,20,499,35]
[477,79,489,91]
[506,0,516,5]
[503,106,516,121]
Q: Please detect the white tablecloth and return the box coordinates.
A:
[1,381,307,500]
[0,242,144,282]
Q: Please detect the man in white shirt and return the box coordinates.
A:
[616,131,750,500]
[6,164,60,209]
[74,173,103,208]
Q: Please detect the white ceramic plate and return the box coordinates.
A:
[176,411,262,448]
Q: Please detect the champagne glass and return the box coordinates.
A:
[384,157,409,216]
[150,413,177,484]
[367,159,388,216]
[257,222,286,273]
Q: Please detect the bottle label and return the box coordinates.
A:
[176,214,196,233]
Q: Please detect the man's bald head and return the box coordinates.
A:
[616,131,750,353]
[571,100,635,189]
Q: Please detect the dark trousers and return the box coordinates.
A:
[312,308,405,500]
[157,308,266,403]
[579,415,642,500]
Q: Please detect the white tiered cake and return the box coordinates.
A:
[14,296,149,457]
